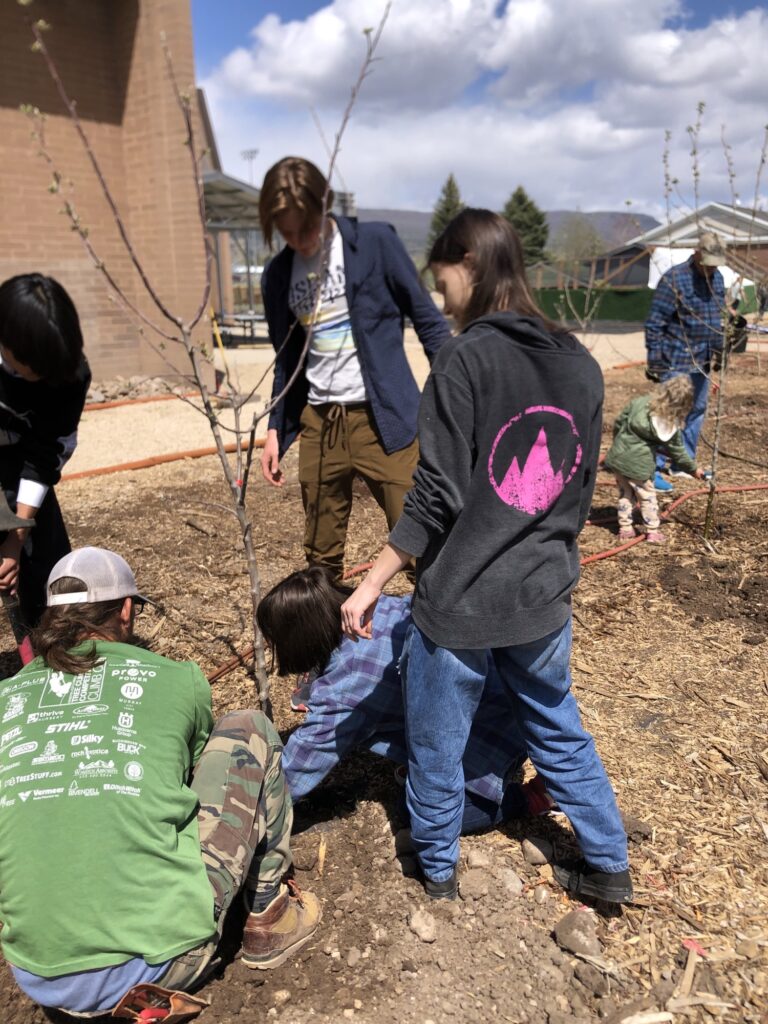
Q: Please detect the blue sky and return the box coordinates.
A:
[192,1,768,215]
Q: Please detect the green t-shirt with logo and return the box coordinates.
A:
[0,641,216,976]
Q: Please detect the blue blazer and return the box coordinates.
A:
[262,216,450,456]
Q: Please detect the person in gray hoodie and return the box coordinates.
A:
[341,209,631,905]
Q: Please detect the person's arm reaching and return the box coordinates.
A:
[381,226,451,364]
[340,544,410,640]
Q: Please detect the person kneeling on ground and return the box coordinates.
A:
[604,376,708,544]
[257,566,555,836]
[0,547,320,1017]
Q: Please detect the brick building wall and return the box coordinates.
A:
[0,0,209,381]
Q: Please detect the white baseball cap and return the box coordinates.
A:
[46,547,149,606]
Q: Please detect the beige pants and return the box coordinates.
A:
[615,473,660,531]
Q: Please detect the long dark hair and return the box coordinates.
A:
[257,566,352,676]
[0,274,84,382]
[428,208,556,331]
[31,577,125,674]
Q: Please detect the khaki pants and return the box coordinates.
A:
[298,402,418,575]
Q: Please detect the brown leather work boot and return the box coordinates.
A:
[241,879,322,970]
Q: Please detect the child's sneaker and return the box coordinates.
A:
[290,671,316,713]
[645,530,666,544]
[653,472,674,493]
[618,527,636,542]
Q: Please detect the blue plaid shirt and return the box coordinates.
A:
[645,257,724,373]
[282,594,526,805]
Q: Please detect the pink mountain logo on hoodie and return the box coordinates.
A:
[488,405,582,515]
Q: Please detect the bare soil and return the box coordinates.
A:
[1,358,767,1024]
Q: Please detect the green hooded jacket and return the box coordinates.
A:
[604,394,696,483]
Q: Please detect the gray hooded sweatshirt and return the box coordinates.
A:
[389,312,603,650]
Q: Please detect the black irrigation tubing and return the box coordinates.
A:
[698,433,768,472]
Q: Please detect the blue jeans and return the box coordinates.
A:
[656,370,710,470]
[401,619,628,883]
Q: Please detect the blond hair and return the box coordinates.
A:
[649,375,694,429]
[258,157,333,248]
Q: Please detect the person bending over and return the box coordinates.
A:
[604,376,708,544]
[0,274,91,632]
[0,547,320,1017]
[257,566,554,833]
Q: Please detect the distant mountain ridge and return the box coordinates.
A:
[357,207,660,261]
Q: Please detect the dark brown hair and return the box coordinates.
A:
[0,273,84,382]
[428,208,557,331]
[31,577,126,674]
[258,157,333,249]
[256,566,352,676]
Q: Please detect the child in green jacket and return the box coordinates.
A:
[604,376,707,543]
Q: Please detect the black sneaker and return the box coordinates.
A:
[552,858,633,904]
[424,867,458,901]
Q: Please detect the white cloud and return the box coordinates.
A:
[200,1,768,215]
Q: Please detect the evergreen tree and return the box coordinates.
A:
[427,174,465,251]
[502,186,549,265]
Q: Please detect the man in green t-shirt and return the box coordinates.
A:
[0,547,321,1016]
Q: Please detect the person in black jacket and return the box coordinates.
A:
[341,210,631,905]
[0,274,90,631]
[258,157,450,578]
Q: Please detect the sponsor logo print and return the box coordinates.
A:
[73,703,109,717]
[39,664,105,709]
[46,721,89,734]
[32,741,65,766]
[48,672,72,700]
[2,694,27,723]
[19,791,31,802]
[29,787,65,800]
[124,761,144,782]
[27,710,63,724]
[8,741,37,758]
[70,734,104,747]
[119,683,143,700]
[68,780,99,798]
[4,770,62,788]
[112,712,136,739]
[116,741,145,755]
[75,758,117,779]
[0,794,16,809]
[70,746,109,759]
[103,783,141,797]
[0,726,23,752]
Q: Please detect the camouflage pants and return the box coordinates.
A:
[157,709,293,990]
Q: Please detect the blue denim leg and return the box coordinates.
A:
[491,619,629,873]
[656,370,710,469]
[401,623,487,883]
[681,370,710,459]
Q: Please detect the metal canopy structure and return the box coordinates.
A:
[203,170,261,231]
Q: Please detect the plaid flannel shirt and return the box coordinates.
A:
[282,594,526,805]
[645,257,724,373]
